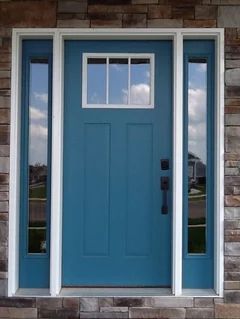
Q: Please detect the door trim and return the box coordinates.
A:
[8,28,224,297]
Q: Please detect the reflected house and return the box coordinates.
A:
[188,151,206,187]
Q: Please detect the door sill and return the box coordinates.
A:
[14,288,219,298]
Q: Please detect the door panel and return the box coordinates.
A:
[62,40,172,286]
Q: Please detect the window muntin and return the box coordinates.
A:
[83,54,154,108]
[187,59,207,254]
[27,59,50,254]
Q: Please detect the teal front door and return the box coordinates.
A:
[62,40,173,287]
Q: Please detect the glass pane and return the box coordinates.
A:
[130,58,150,105]
[28,60,49,254]
[109,58,128,104]
[188,59,207,254]
[87,58,106,104]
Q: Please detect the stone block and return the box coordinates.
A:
[0,79,10,90]
[0,306,36,318]
[0,202,8,213]
[226,60,240,69]
[225,127,240,153]
[225,114,240,126]
[0,145,9,157]
[123,13,146,27]
[133,0,158,3]
[0,1,56,27]
[194,297,214,308]
[225,175,240,186]
[91,19,122,28]
[62,297,79,310]
[89,0,131,4]
[225,281,240,289]
[129,307,186,318]
[0,71,10,79]
[225,220,240,229]
[88,4,147,14]
[183,19,216,27]
[195,5,218,19]
[149,297,193,308]
[0,125,10,145]
[0,109,10,124]
[57,19,90,28]
[225,242,240,255]
[114,297,143,307]
[225,167,239,175]
[225,271,240,281]
[80,297,98,312]
[147,18,183,28]
[99,298,113,307]
[148,5,171,19]
[225,195,240,206]
[0,280,7,297]
[100,307,128,312]
[226,68,240,86]
[58,1,87,13]
[225,290,240,303]
[81,312,128,318]
[0,297,35,308]
[172,6,194,19]
[36,297,62,309]
[0,157,9,173]
[186,307,214,318]
[216,303,240,318]
[0,96,10,109]
[38,308,56,318]
[218,6,240,28]
[0,222,7,245]
[56,308,79,319]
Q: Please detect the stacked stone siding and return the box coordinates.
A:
[0,0,240,318]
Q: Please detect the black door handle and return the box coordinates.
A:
[161,176,169,214]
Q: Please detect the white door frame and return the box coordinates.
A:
[8,28,224,297]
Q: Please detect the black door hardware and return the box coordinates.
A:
[161,176,169,214]
[161,159,169,170]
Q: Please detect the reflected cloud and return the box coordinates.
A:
[122,83,150,105]
[30,106,47,121]
[34,92,48,104]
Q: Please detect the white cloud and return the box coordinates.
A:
[129,83,150,105]
[188,87,207,163]
[34,92,48,104]
[30,106,47,121]
[29,123,48,165]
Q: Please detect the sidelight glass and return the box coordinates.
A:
[187,59,207,254]
[28,60,49,254]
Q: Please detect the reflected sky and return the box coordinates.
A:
[29,62,49,165]
[87,57,151,106]
[188,62,207,164]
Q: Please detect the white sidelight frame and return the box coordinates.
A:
[8,28,224,297]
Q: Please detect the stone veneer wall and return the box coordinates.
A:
[0,0,240,318]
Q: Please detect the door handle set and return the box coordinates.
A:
[160,159,170,215]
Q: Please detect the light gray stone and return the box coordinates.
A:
[225,281,240,289]
[0,145,9,157]
[225,114,240,126]
[225,167,239,175]
[215,303,240,318]
[194,298,214,308]
[81,312,128,318]
[226,60,240,69]
[226,68,240,86]
[0,158,9,173]
[0,306,37,317]
[80,297,99,312]
[218,6,240,27]
[225,207,240,219]
[186,307,214,318]
[0,222,7,245]
[225,242,240,256]
[100,307,128,312]
[150,297,193,308]
[129,307,186,319]
[99,298,113,307]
